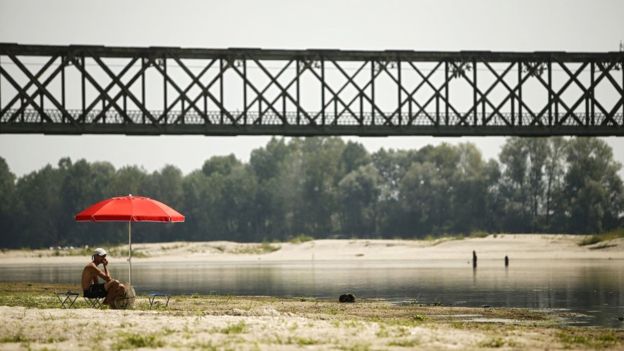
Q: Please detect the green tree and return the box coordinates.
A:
[275,138,346,236]
[110,166,148,196]
[202,154,241,177]
[399,161,446,235]
[526,139,549,230]
[498,138,548,232]
[193,156,259,241]
[180,170,213,241]
[544,137,568,230]
[338,164,381,236]
[371,148,414,235]
[482,159,503,232]
[249,138,291,239]
[249,137,289,180]
[449,143,495,233]
[3,136,624,248]
[562,138,624,233]
[0,157,16,247]
[498,138,530,231]
[339,141,371,175]
[13,165,65,247]
[220,165,258,241]
[141,165,184,242]
[59,159,98,245]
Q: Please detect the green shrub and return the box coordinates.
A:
[232,243,281,254]
[112,333,164,350]
[579,228,624,246]
[288,234,314,244]
[220,321,247,334]
[469,230,489,238]
[478,337,505,348]
[557,329,619,349]
[388,339,420,347]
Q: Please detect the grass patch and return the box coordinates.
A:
[478,337,505,348]
[376,325,390,338]
[260,242,281,253]
[41,247,92,257]
[2,282,623,351]
[388,338,420,347]
[0,333,66,344]
[579,228,624,246]
[468,230,490,238]
[557,329,621,349]
[339,342,371,351]
[288,233,314,244]
[273,335,320,345]
[423,234,464,245]
[220,321,247,334]
[38,246,150,258]
[580,236,603,246]
[107,247,149,258]
[589,243,618,250]
[160,243,185,251]
[411,314,426,321]
[374,316,426,328]
[45,336,68,343]
[421,231,493,242]
[294,337,320,346]
[112,333,164,350]
[0,294,61,309]
[61,247,92,256]
[212,245,226,252]
[0,333,30,343]
[232,243,281,254]
[0,282,77,294]
[189,340,218,350]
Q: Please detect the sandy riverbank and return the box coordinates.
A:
[0,282,622,350]
[0,234,622,265]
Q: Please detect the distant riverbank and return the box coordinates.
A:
[0,282,622,350]
[1,234,622,265]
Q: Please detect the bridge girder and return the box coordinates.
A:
[0,43,623,136]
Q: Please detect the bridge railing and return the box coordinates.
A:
[2,108,623,128]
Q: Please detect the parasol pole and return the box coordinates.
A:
[128,221,132,285]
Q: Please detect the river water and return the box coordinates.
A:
[0,258,622,327]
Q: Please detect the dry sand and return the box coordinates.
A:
[0,235,623,350]
[0,288,622,351]
[1,234,623,265]
[0,304,487,351]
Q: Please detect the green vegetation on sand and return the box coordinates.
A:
[0,282,622,350]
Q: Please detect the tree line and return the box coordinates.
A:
[0,137,622,248]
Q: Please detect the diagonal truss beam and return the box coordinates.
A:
[0,43,622,136]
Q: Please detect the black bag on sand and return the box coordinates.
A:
[339,293,355,303]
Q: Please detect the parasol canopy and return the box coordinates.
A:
[75,194,185,284]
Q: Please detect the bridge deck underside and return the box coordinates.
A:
[1,44,623,136]
[2,109,623,136]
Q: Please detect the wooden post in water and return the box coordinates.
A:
[472,250,477,269]
[504,255,509,267]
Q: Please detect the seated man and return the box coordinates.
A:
[81,248,126,306]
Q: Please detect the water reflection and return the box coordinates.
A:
[0,259,622,327]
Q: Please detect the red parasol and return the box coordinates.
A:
[76,194,184,284]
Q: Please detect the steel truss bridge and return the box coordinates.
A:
[0,43,623,136]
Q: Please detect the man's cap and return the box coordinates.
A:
[93,248,107,257]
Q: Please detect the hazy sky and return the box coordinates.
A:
[1,0,623,177]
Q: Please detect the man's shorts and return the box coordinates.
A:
[84,283,106,298]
